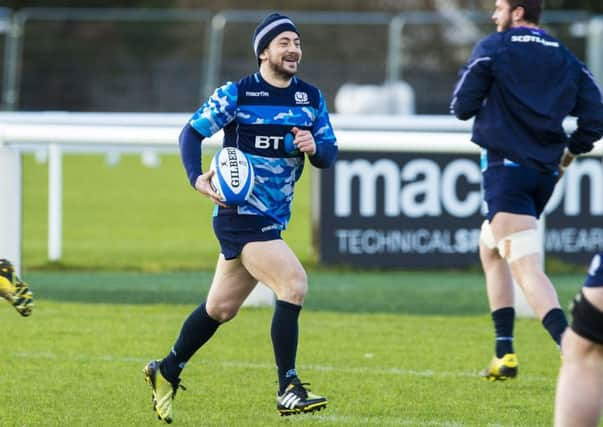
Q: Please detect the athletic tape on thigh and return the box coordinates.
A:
[497,229,541,263]
[571,291,603,345]
[480,220,497,250]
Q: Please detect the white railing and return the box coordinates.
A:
[3,111,602,270]
[2,112,602,314]
[0,113,474,267]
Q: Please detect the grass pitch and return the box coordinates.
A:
[0,270,587,426]
[22,153,315,271]
[14,153,595,425]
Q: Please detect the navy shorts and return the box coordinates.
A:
[213,211,282,260]
[482,165,557,221]
[584,252,603,288]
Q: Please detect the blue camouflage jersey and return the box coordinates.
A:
[187,72,337,228]
[451,26,603,172]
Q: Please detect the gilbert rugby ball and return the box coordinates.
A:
[210,147,254,205]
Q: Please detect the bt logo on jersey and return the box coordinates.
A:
[254,134,297,153]
[255,135,283,150]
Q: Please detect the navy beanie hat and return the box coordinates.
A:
[252,13,299,60]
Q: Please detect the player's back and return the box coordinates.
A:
[493,27,579,136]
[468,27,585,171]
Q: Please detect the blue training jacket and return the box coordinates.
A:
[584,251,603,287]
[179,72,338,229]
[451,26,603,172]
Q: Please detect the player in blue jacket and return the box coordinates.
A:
[555,252,603,427]
[451,0,603,381]
[143,13,337,423]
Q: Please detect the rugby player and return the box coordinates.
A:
[143,12,337,423]
[451,0,603,380]
[555,252,603,427]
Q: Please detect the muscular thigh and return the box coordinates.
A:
[490,212,537,242]
[240,239,307,301]
[206,254,257,320]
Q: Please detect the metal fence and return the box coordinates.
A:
[1,8,602,114]
[1,8,213,112]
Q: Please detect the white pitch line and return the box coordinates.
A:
[10,351,554,383]
[304,414,465,426]
[11,349,472,426]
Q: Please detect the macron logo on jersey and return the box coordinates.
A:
[246,91,269,97]
[510,35,559,48]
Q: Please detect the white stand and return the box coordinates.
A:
[48,144,62,261]
[242,282,275,307]
[0,145,22,275]
[513,281,534,318]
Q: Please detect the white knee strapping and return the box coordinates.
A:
[480,220,497,250]
[497,229,541,263]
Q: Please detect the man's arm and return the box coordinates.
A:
[557,147,576,179]
[450,39,495,120]
[180,81,238,187]
[567,66,603,156]
[309,92,338,169]
[309,143,338,169]
[178,123,205,187]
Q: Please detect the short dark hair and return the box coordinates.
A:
[508,0,543,24]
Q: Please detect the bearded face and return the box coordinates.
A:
[261,31,302,80]
[492,0,513,32]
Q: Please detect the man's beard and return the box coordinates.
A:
[498,16,512,31]
[269,60,297,80]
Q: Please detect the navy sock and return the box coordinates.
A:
[271,300,302,393]
[542,307,568,347]
[492,307,515,358]
[160,303,220,383]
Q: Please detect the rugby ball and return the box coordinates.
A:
[210,147,254,205]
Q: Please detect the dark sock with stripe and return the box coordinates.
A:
[542,307,568,347]
[160,303,220,383]
[271,299,302,394]
[492,307,515,358]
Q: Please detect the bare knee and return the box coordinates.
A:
[206,301,240,323]
[277,269,308,305]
